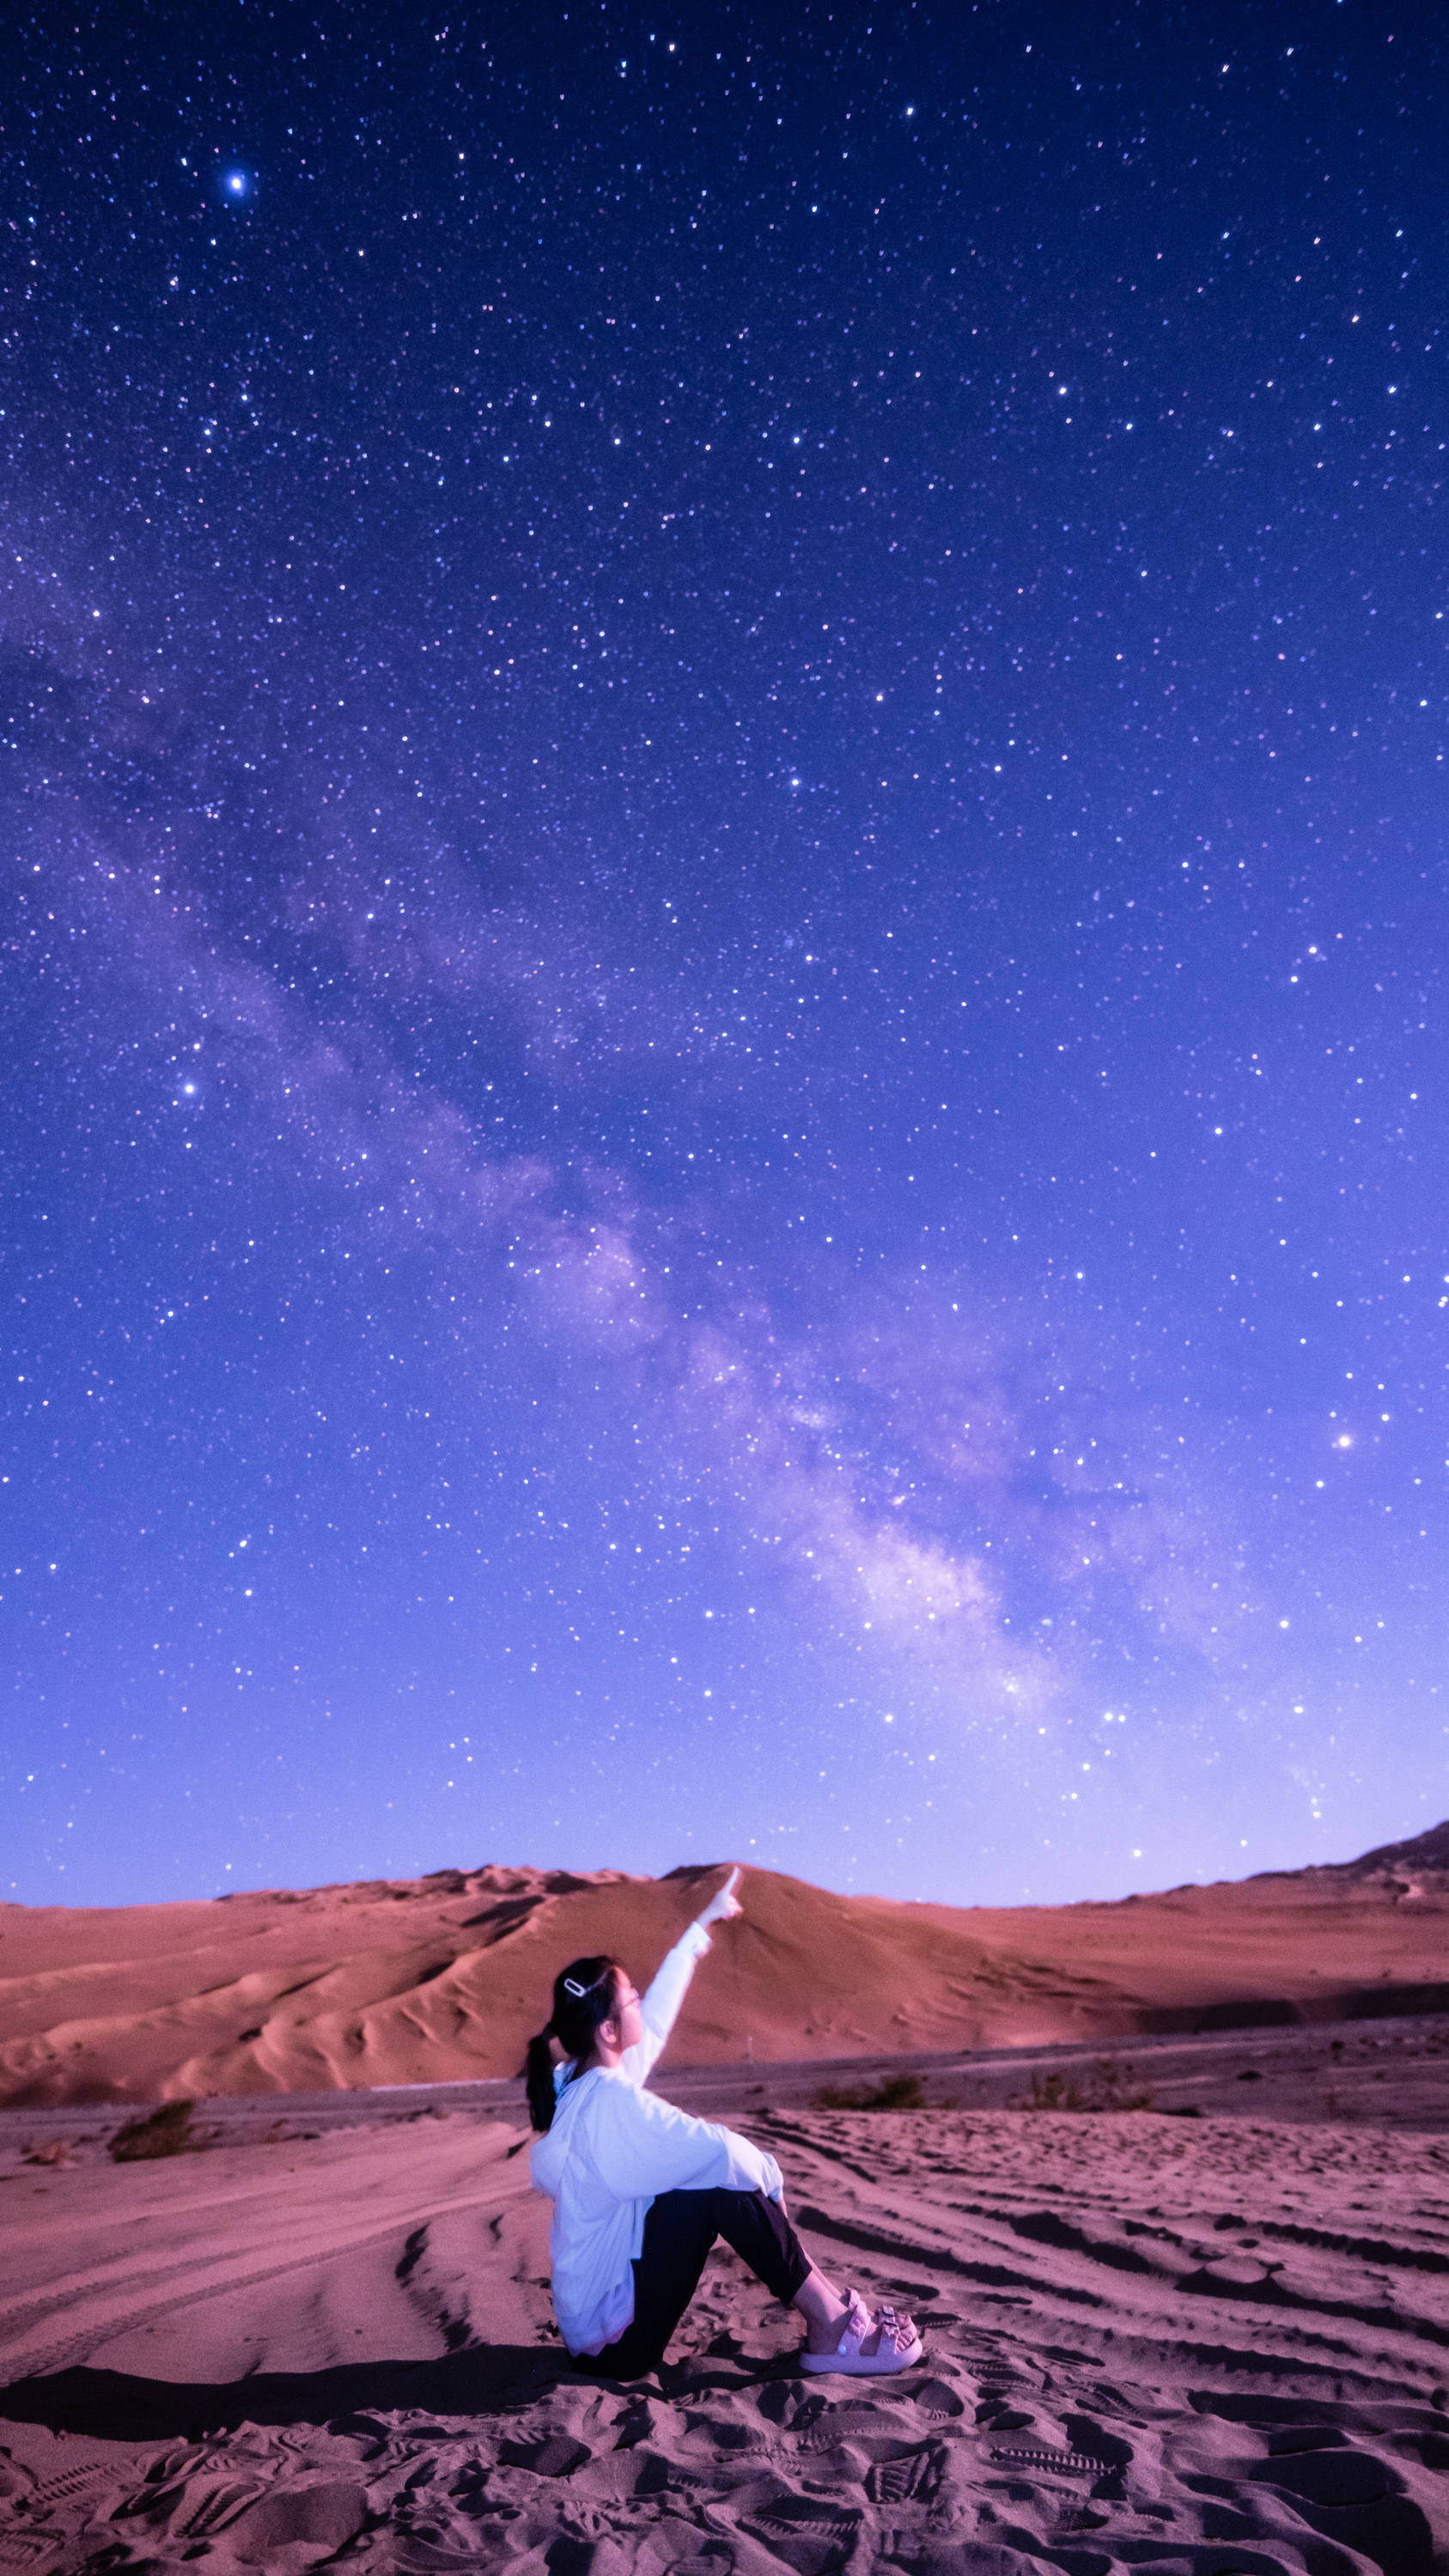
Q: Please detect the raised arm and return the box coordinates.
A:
[623,1866,744,2086]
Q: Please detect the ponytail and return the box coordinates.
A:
[522,1954,625,2131]
[525,2028,561,2133]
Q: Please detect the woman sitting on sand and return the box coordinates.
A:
[527,1867,922,2380]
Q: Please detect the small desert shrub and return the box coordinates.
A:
[815,2073,928,2111]
[1015,2058,1153,2114]
[108,2100,195,2162]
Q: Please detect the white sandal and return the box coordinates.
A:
[801,2288,923,2376]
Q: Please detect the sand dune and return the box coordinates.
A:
[1,2097,1446,2573]
[2,1836,1447,2572]
[2,1828,1446,2111]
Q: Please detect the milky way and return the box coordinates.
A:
[3,3,1446,1907]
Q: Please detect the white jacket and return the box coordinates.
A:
[529,1920,784,2355]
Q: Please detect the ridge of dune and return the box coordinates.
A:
[0,1832,1446,2109]
[1325,1814,1449,1876]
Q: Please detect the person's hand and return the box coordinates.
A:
[697,1864,743,1928]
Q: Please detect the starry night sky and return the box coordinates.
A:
[4,1,1446,1911]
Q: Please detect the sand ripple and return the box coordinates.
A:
[0,2107,1446,2573]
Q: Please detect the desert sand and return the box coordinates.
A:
[1,1828,1447,2572]
[2,1825,1446,2110]
[2,2092,1447,2573]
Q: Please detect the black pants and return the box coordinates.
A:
[572,2188,813,2379]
